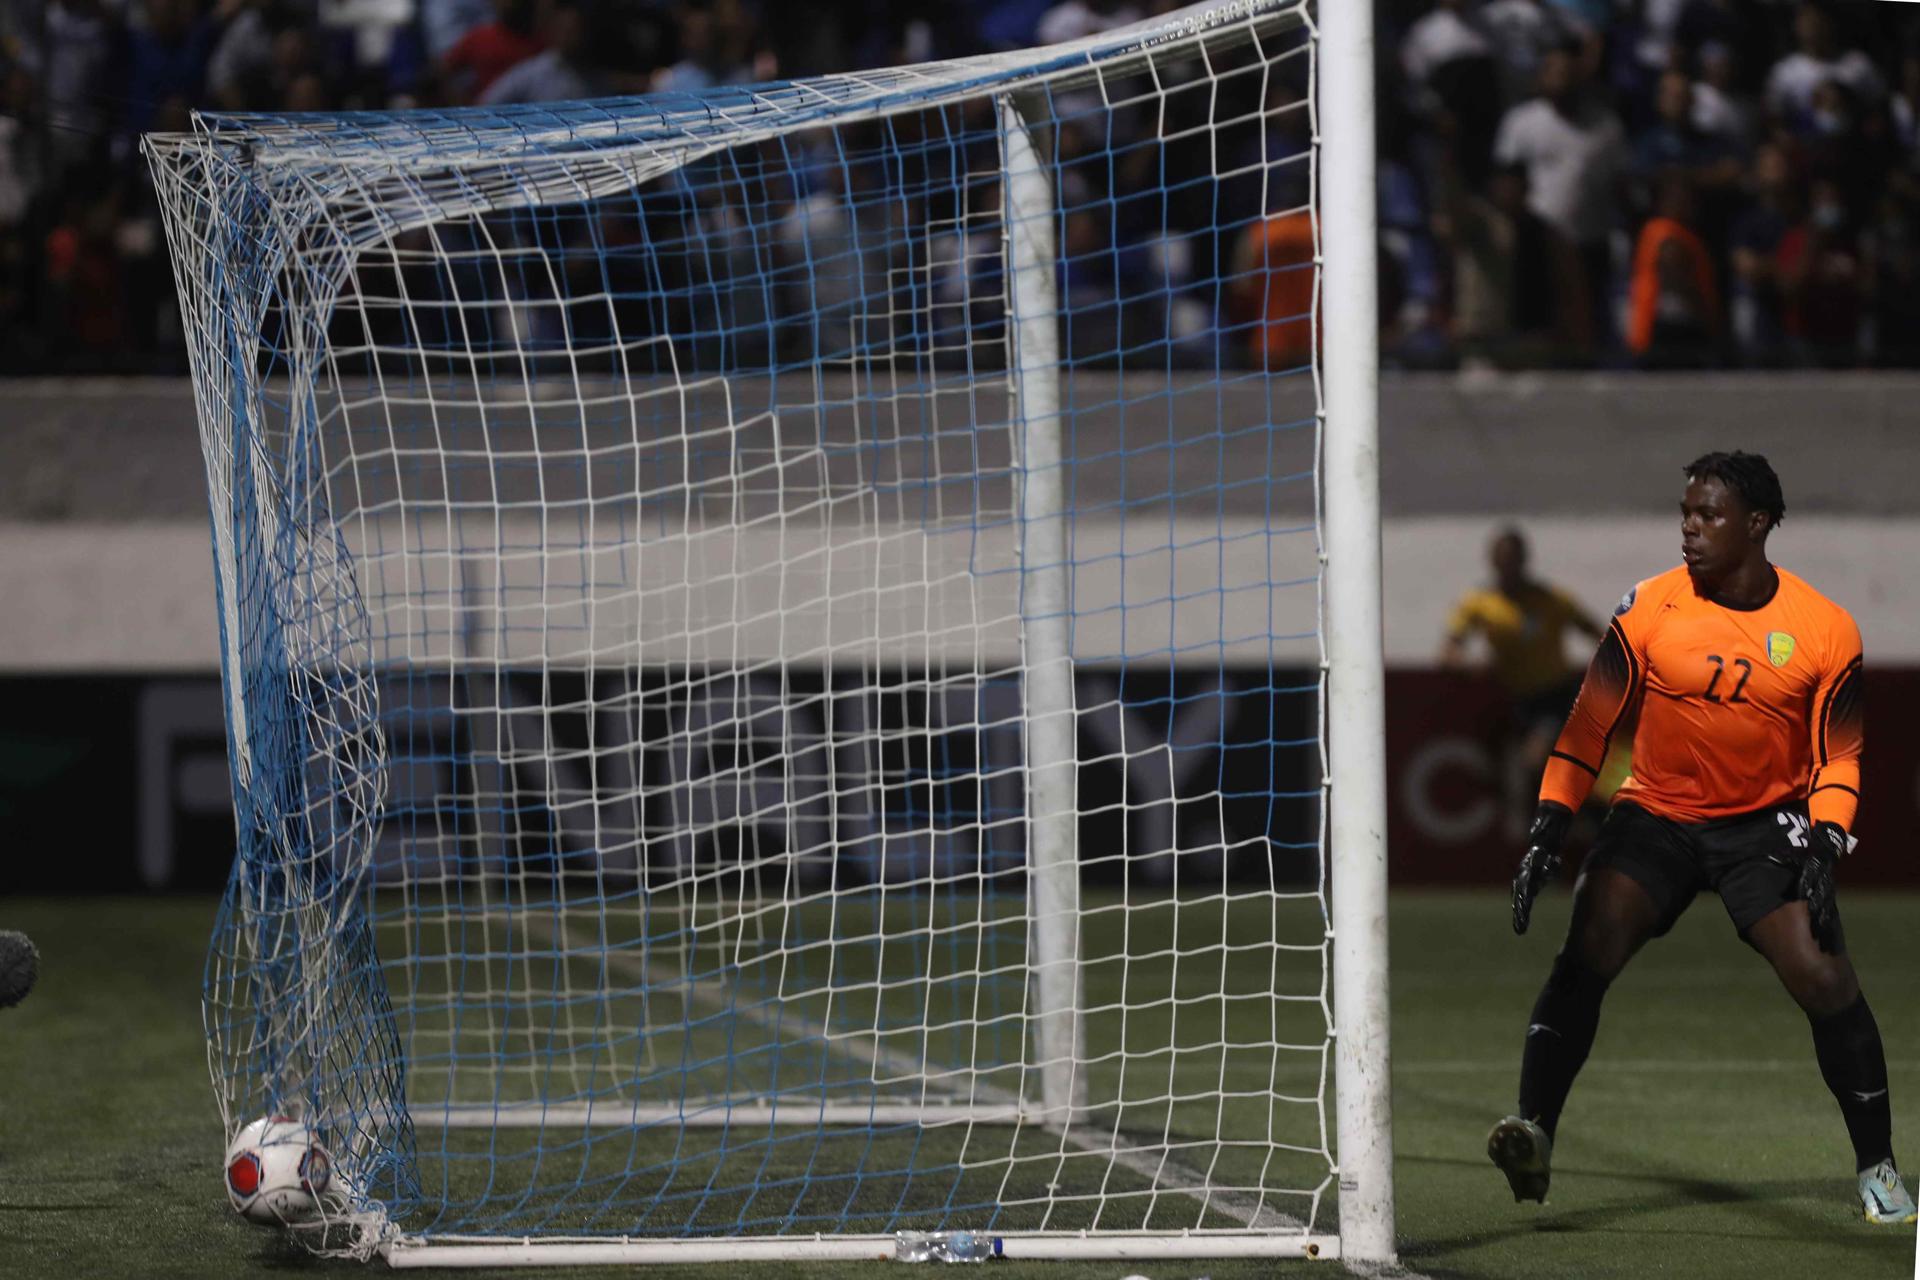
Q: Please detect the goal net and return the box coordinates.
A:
[147,0,1378,1263]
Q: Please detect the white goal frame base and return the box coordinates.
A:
[414,1102,1038,1129]
[380,1233,1340,1268]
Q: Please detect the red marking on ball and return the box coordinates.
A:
[228,1152,262,1197]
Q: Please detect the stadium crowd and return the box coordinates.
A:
[1,0,1917,373]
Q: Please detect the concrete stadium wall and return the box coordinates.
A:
[4,374,1916,889]
[2,373,1917,669]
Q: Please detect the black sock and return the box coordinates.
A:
[1810,994,1894,1172]
[1518,952,1612,1141]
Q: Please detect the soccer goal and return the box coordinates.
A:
[145,0,1390,1265]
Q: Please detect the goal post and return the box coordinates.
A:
[1000,90,1086,1130]
[145,0,1392,1265]
[1320,0,1398,1266]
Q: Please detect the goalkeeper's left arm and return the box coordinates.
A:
[1806,620,1862,834]
[1803,622,1863,951]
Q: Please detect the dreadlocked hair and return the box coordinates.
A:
[1683,451,1785,532]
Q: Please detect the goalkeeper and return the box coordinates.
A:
[1489,451,1915,1225]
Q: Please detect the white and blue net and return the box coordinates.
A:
[146,0,1331,1259]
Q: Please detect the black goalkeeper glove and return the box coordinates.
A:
[1801,821,1846,953]
[1512,802,1573,936]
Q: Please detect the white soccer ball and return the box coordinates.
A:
[223,1116,331,1225]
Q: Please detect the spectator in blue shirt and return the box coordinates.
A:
[1727,142,1798,364]
[122,0,215,138]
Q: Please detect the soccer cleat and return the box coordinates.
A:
[1487,1115,1553,1204]
[1858,1159,1918,1224]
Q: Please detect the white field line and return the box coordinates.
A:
[491,911,1308,1234]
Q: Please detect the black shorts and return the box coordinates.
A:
[1584,800,1826,939]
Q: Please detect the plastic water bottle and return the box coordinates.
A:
[937,1231,1000,1262]
[892,1229,1002,1262]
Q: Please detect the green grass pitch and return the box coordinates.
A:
[2,889,1915,1279]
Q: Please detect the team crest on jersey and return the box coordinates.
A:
[1767,632,1795,667]
[1614,587,1637,617]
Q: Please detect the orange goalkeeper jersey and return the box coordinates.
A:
[1539,564,1863,829]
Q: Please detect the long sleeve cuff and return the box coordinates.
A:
[1539,752,1598,815]
[1808,765,1860,832]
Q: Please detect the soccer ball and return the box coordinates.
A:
[223,1116,331,1225]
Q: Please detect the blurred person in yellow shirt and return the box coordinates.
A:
[1442,527,1606,839]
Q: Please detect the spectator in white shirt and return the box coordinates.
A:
[1692,41,1759,153]
[1765,5,1884,130]
[39,0,116,164]
[1494,46,1626,245]
[1036,0,1141,45]
[1479,0,1585,102]
[1400,0,1492,89]
[1492,44,1627,350]
[1891,51,1920,178]
[0,66,39,231]
[1400,0,1502,184]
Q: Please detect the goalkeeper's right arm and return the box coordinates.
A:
[1538,611,1644,816]
[1515,597,1645,935]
